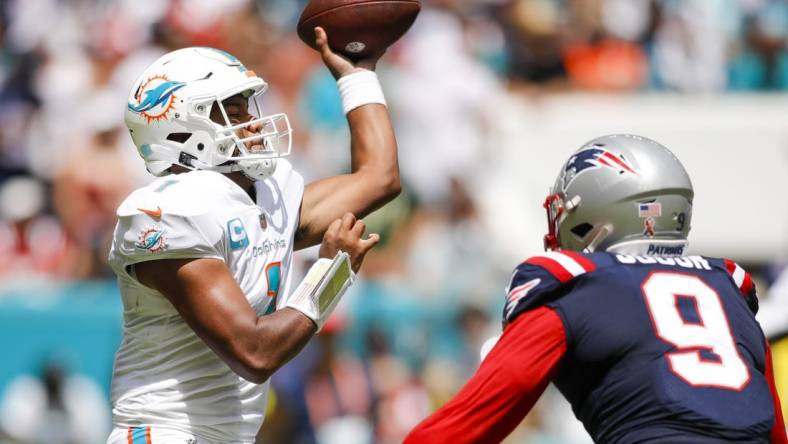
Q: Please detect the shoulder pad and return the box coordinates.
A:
[112,211,224,260]
[117,171,250,218]
[504,251,597,323]
[110,172,241,271]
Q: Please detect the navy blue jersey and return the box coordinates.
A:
[504,251,773,443]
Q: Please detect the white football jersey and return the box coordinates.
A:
[107,160,303,443]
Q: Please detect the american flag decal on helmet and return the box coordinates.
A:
[638,202,662,217]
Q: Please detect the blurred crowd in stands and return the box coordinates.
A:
[0,0,786,443]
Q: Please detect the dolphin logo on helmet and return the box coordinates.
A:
[128,75,186,124]
[129,80,186,113]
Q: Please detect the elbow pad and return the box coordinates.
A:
[284,251,356,331]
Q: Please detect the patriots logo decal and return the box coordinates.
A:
[562,148,638,190]
[505,278,541,318]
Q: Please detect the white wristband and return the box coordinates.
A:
[337,70,387,114]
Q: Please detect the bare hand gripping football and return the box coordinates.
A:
[297,0,421,60]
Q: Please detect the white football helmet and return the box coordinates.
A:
[124,47,292,180]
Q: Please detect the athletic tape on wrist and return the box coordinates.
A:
[337,70,386,114]
[284,251,356,331]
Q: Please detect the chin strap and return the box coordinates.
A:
[605,239,690,257]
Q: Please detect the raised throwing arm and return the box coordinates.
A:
[295,27,400,250]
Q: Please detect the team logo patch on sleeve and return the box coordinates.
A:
[135,227,168,253]
[506,278,541,317]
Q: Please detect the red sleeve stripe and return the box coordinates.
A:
[403,307,567,444]
[741,273,753,295]
[724,259,754,295]
[765,342,788,444]
[526,252,595,283]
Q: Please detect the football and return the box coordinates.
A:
[297,0,421,60]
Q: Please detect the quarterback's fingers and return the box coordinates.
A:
[325,218,342,238]
[318,218,344,259]
[314,26,357,80]
[358,233,380,252]
[314,27,332,57]
[351,219,366,237]
[340,212,356,231]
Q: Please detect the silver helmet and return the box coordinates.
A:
[544,134,693,256]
